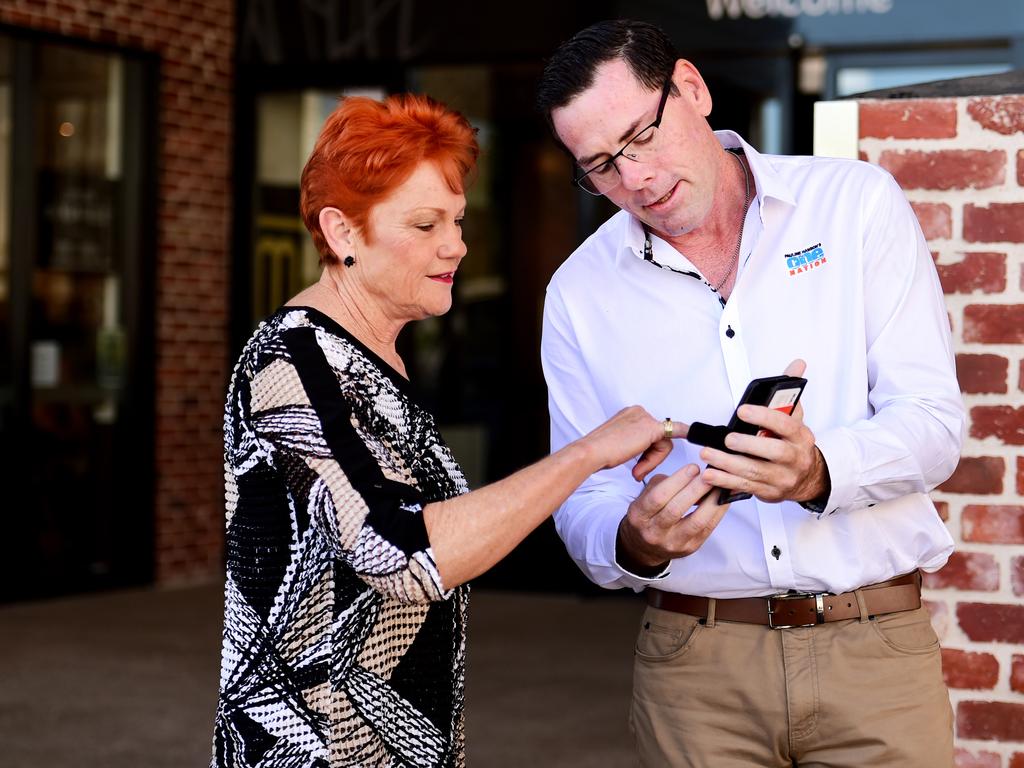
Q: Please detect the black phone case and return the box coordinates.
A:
[715,375,807,504]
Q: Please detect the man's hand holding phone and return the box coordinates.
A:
[697,359,830,506]
[614,360,829,574]
[616,464,731,574]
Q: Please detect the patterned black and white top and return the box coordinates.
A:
[212,306,470,768]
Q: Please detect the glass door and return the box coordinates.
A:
[0,37,12,546]
[1,35,155,601]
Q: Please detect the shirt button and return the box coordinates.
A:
[771,545,781,560]
[725,325,735,338]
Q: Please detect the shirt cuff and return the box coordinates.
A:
[611,525,672,583]
[810,426,859,514]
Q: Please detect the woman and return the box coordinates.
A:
[211,94,717,768]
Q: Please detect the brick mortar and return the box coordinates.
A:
[953,378,1021,405]
[861,133,1024,152]
[952,737,1016,764]
[960,391,1024,405]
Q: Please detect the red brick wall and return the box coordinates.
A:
[0,1,234,584]
[860,94,1024,766]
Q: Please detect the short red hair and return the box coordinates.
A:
[300,93,479,264]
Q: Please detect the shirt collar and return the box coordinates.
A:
[717,130,796,211]
[619,130,797,259]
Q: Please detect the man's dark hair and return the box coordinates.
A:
[535,19,679,127]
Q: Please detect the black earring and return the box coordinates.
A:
[343,255,355,268]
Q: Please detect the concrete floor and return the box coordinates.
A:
[0,584,644,767]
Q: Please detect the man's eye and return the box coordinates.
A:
[590,161,615,177]
[455,218,464,228]
[416,224,435,232]
[632,127,656,146]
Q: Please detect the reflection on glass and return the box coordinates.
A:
[836,63,1011,97]
[28,42,126,584]
[404,66,500,488]
[252,88,386,327]
[0,36,10,393]
[33,46,123,391]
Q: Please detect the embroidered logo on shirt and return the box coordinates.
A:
[784,242,827,276]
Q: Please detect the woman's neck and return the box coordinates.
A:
[298,269,408,378]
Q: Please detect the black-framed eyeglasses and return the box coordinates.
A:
[573,77,673,196]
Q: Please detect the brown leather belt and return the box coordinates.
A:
[646,571,921,629]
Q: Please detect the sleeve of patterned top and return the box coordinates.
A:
[243,321,452,606]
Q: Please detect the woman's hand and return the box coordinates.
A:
[575,406,688,480]
[426,407,689,589]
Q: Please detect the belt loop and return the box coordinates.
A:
[854,588,870,623]
[705,597,717,628]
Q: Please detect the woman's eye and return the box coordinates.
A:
[455,219,464,228]
[416,224,435,232]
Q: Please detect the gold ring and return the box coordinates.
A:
[663,418,674,440]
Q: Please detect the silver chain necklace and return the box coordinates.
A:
[641,149,752,307]
[712,149,751,292]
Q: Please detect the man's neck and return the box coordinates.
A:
[645,150,750,294]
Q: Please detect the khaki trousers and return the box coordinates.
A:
[630,603,953,768]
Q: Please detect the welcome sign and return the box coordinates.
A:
[691,0,1024,46]
[706,0,893,20]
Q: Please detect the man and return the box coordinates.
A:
[536,19,964,768]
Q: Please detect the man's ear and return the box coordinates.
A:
[673,59,713,118]
[319,207,357,259]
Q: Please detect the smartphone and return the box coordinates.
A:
[716,374,807,504]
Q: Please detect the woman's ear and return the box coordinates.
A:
[319,207,356,260]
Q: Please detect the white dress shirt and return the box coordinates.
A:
[542,131,963,598]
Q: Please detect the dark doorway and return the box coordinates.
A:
[0,32,156,601]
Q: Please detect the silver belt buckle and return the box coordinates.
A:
[767,592,826,629]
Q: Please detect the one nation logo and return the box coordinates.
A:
[785,242,827,276]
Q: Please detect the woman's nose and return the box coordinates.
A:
[443,231,467,259]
